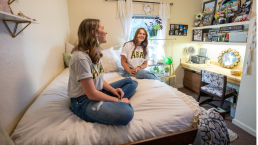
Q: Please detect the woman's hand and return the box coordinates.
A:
[121,98,131,104]
[111,88,124,99]
[136,66,141,71]
[130,77,138,82]
[130,68,137,75]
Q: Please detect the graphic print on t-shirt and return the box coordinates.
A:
[130,51,146,59]
[92,62,104,79]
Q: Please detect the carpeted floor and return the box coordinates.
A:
[178,87,256,145]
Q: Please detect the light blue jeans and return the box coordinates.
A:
[122,69,162,81]
[70,78,138,125]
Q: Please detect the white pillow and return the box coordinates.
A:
[101,47,123,73]
[113,50,121,59]
[66,42,74,53]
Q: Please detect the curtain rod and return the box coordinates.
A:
[105,0,173,6]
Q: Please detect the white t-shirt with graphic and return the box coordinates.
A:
[68,51,104,98]
[120,42,149,68]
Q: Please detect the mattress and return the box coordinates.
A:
[11,68,201,145]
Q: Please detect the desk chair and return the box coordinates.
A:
[197,70,237,108]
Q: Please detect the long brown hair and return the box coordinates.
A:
[123,28,148,57]
[71,19,103,64]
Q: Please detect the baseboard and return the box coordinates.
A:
[177,84,184,88]
[232,118,256,137]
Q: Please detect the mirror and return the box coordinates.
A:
[218,48,241,69]
[222,52,237,65]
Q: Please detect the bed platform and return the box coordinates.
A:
[11,68,201,145]
[125,127,198,145]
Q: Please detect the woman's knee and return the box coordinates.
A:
[126,78,138,90]
[135,69,147,79]
[113,105,134,125]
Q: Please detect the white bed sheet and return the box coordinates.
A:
[11,68,200,145]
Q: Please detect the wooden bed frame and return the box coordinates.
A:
[124,127,198,145]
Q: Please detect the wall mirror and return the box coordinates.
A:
[218,48,241,69]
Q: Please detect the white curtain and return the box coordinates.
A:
[117,0,133,41]
[157,3,170,60]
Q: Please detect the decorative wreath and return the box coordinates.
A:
[218,48,241,69]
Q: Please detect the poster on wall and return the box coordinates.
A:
[169,24,188,36]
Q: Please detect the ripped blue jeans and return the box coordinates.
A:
[70,78,138,125]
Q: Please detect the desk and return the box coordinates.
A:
[180,58,241,85]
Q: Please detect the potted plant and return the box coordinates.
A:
[164,67,170,77]
[153,66,163,78]
[153,66,159,74]
[145,17,163,36]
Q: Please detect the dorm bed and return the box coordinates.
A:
[11,66,201,145]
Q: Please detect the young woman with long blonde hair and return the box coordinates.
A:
[68,19,138,125]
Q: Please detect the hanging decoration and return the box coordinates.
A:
[143,4,153,15]
[243,16,256,75]
[248,16,257,53]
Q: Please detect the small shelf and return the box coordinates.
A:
[162,75,176,78]
[191,41,247,45]
[148,64,174,67]
[0,11,39,38]
[0,11,39,23]
[192,21,250,30]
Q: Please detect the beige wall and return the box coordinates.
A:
[164,0,203,87]
[233,0,256,136]
[68,0,203,87]
[0,0,70,135]
[68,0,123,47]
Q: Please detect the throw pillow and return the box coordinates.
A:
[101,47,123,73]
[65,42,74,53]
[63,53,71,67]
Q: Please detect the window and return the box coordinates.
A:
[129,16,161,62]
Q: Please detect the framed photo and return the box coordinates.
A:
[212,36,218,42]
[170,24,188,36]
[208,30,219,40]
[169,30,174,35]
[193,29,203,41]
[179,25,183,31]
[202,13,213,26]
[220,0,240,11]
[203,33,211,42]
[203,0,217,14]
[170,24,174,30]
[174,25,179,29]
[175,30,178,35]
[184,29,187,36]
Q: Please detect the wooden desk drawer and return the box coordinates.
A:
[184,70,201,83]
[183,78,200,93]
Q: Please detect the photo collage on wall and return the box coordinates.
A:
[169,24,188,36]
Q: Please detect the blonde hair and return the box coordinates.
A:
[71,19,103,64]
